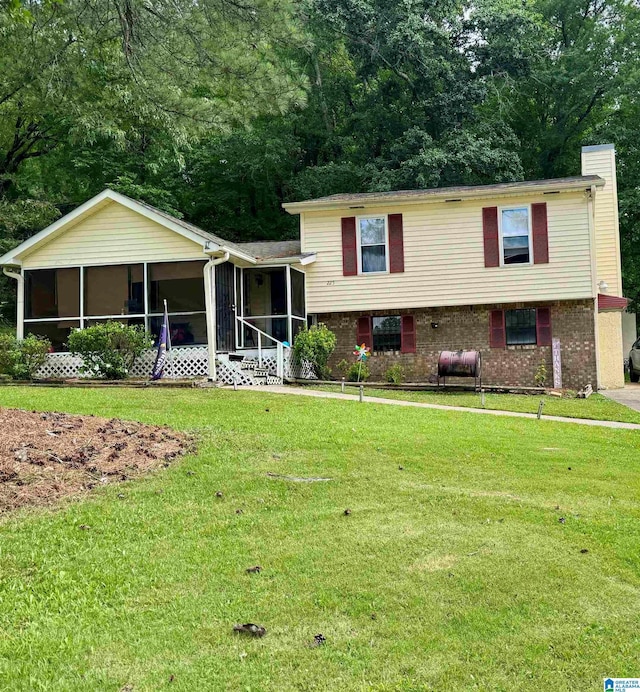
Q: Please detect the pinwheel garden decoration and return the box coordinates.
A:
[353,343,371,382]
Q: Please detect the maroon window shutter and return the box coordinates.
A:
[489,310,506,348]
[401,315,416,353]
[388,213,404,273]
[483,207,500,268]
[536,307,552,346]
[341,217,357,276]
[356,316,372,349]
[532,203,549,264]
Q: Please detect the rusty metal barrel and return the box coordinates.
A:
[437,350,482,381]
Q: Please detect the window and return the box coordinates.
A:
[243,268,286,317]
[25,321,79,352]
[359,217,387,273]
[25,268,80,319]
[148,261,206,313]
[501,207,531,265]
[84,264,144,316]
[372,316,401,352]
[505,309,536,345]
[291,268,305,318]
[24,268,81,352]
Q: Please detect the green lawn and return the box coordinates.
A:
[308,384,640,424]
[1,386,639,691]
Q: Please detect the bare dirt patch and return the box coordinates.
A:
[0,408,192,513]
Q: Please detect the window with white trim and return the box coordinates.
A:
[500,207,531,265]
[358,217,387,273]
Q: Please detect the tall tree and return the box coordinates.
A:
[0,0,306,197]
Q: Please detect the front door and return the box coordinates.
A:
[215,262,236,352]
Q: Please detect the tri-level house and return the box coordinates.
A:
[0,144,630,389]
[284,143,628,390]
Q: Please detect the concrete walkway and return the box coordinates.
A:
[601,383,640,413]
[238,385,640,431]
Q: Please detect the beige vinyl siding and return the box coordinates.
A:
[302,192,594,314]
[581,147,622,296]
[22,202,205,269]
[597,310,625,388]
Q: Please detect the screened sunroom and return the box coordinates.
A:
[22,261,307,354]
[1,189,316,381]
[23,260,208,351]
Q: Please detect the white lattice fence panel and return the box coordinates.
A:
[216,359,255,386]
[36,353,85,379]
[165,346,209,379]
[128,350,157,378]
[37,346,210,381]
[284,354,317,380]
[260,355,278,377]
[130,347,209,379]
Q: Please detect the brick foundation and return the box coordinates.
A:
[317,300,597,390]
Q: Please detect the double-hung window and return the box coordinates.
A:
[358,217,387,273]
[500,207,531,265]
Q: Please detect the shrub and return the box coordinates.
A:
[338,358,371,382]
[0,333,51,380]
[292,323,337,379]
[385,364,405,384]
[534,361,547,387]
[68,322,153,379]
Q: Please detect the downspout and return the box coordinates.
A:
[587,184,601,389]
[2,266,24,339]
[203,251,229,382]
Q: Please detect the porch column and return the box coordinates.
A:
[204,252,229,381]
[2,267,24,339]
[286,265,293,344]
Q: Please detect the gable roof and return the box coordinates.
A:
[282,175,606,213]
[0,189,258,266]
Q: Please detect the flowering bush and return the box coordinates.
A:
[68,322,153,379]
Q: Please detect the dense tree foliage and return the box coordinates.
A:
[1,0,639,319]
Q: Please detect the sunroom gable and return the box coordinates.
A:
[21,199,207,269]
[0,189,260,269]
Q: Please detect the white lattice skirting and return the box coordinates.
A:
[36,346,210,380]
[36,347,317,383]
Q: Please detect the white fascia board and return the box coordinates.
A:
[0,188,258,266]
[282,178,606,214]
[255,254,316,267]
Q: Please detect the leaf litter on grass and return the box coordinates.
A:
[0,407,192,513]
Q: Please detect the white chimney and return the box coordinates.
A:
[581,144,622,296]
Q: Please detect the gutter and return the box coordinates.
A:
[205,240,256,265]
[203,250,230,382]
[2,266,24,339]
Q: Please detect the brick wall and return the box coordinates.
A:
[317,300,597,390]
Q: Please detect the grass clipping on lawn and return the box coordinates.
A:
[0,408,191,513]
